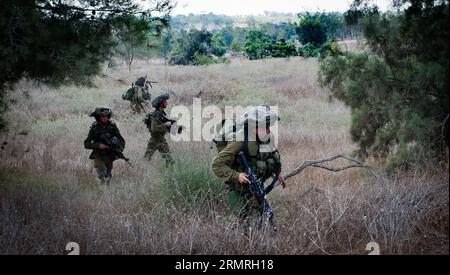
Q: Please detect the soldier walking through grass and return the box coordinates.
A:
[122,76,152,113]
[143,92,177,166]
[84,107,126,184]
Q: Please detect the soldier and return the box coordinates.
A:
[84,107,126,184]
[211,106,286,229]
[123,76,151,113]
[143,92,175,166]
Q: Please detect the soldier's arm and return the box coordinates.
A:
[211,141,244,185]
[83,128,100,150]
[150,116,169,135]
[114,125,126,150]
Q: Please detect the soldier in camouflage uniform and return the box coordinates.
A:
[84,107,126,184]
[143,92,175,166]
[211,106,286,227]
[131,76,151,113]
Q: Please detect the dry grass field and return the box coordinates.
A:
[0,57,448,254]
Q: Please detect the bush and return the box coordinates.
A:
[169,29,227,65]
[244,30,298,60]
[298,42,319,58]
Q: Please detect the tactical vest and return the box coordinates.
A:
[92,121,116,138]
[215,125,281,183]
[92,122,118,154]
[240,139,282,181]
[143,110,166,130]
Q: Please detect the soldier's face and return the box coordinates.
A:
[161,100,168,108]
[99,115,109,124]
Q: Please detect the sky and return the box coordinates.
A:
[171,0,393,15]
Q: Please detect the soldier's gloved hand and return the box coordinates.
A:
[278,175,286,188]
[99,144,109,150]
[164,121,172,127]
[238,173,251,184]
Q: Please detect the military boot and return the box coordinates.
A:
[97,171,108,184]
[105,172,112,185]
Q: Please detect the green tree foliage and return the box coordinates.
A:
[270,39,297,58]
[166,13,359,59]
[319,0,449,171]
[318,12,357,40]
[221,26,234,48]
[259,22,298,41]
[230,27,250,52]
[298,42,319,58]
[169,29,225,65]
[114,15,169,70]
[244,30,272,60]
[0,0,173,130]
[244,30,297,60]
[211,32,227,57]
[296,13,327,47]
[161,30,174,64]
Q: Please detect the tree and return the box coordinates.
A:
[114,15,169,70]
[319,0,449,172]
[231,27,248,52]
[298,42,319,58]
[211,32,227,57]
[243,30,272,60]
[169,29,224,65]
[0,0,173,130]
[244,30,297,60]
[160,30,174,64]
[270,39,297,58]
[318,12,348,40]
[221,26,234,48]
[296,13,327,47]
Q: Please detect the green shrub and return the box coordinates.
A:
[298,42,319,58]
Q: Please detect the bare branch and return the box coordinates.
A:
[273,154,378,190]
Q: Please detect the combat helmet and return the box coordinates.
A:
[239,105,279,127]
[90,106,112,118]
[152,92,170,108]
[135,76,146,87]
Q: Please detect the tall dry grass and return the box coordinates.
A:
[0,57,448,254]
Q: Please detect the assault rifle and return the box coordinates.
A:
[158,113,183,134]
[98,136,134,168]
[143,75,157,89]
[145,80,158,88]
[237,151,277,231]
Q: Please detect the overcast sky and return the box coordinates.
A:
[171,0,393,15]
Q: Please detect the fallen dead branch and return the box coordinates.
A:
[272,154,378,192]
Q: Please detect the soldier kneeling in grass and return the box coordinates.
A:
[84,107,126,184]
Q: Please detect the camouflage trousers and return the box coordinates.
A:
[93,154,116,183]
[225,182,266,234]
[227,189,267,235]
[130,101,146,113]
[226,183,260,218]
[144,137,174,166]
